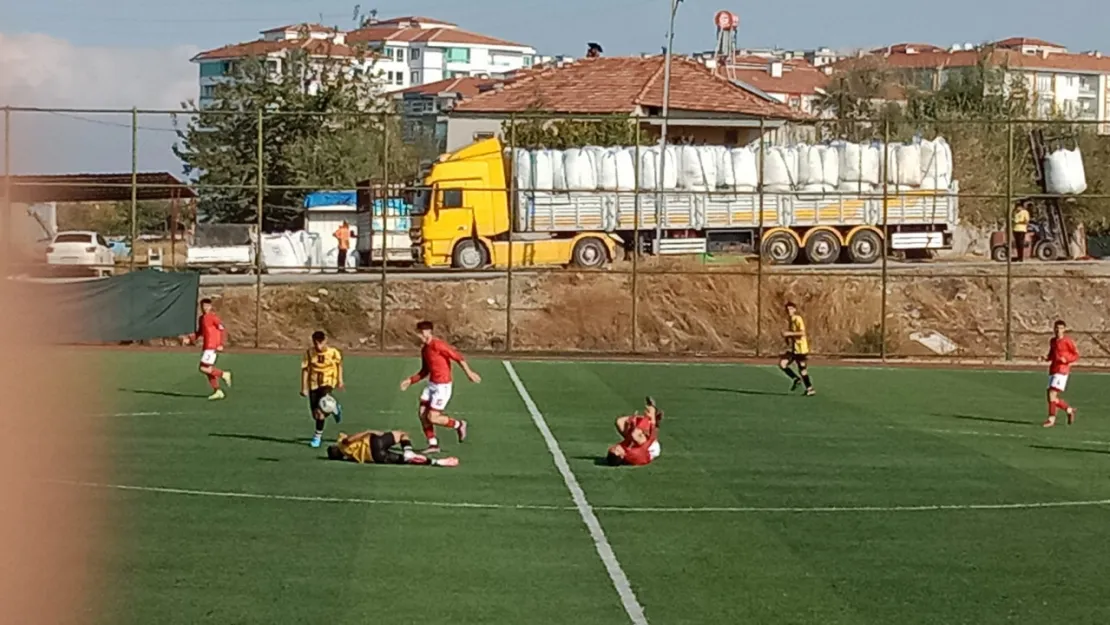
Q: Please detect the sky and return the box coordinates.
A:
[0,0,1106,174]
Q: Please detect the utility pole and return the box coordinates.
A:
[654,0,682,251]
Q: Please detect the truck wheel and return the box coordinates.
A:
[761,232,799,265]
[846,230,882,264]
[1033,241,1057,261]
[452,240,488,270]
[804,230,841,265]
[991,245,1009,263]
[572,237,609,268]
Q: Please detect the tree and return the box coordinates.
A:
[502,111,648,150]
[173,44,421,231]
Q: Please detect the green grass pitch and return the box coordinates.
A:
[80,351,1110,624]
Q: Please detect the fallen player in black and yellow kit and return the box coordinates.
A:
[327,430,459,467]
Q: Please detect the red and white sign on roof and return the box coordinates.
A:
[714,11,739,31]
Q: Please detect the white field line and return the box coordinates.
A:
[91,409,477,418]
[502,361,649,625]
[58,480,1110,515]
[895,425,1110,447]
[523,359,1110,377]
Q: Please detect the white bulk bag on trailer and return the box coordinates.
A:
[838,142,881,185]
[730,147,759,190]
[597,149,619,190]
[563,148,598,190]
[760,146,795,192]
[885,143,924,187]
[919,137,953,190]
[797,145,824,187]
[550,149,568,191]
[531,149,554,191]
[820,145,840,187]
[614,148,637,191]
[513,149,534,191]
[713,146,735,189]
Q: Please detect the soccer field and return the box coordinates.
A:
[82,351,1110,624]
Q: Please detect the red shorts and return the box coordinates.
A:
[621,444,653,466]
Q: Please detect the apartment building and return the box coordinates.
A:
[854,38,1110,129]
[191,16,536,106]
[347,16,536,90]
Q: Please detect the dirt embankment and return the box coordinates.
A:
[200,264,1110,362]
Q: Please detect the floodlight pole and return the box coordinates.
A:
[654,0,682,249]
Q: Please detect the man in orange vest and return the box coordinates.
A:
[333,221,351,272]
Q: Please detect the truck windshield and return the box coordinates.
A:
[411,188,429,215]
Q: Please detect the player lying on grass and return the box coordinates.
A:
[192,298,232,400]
[606,396,663,467]
[327,430,458,467]
[301,330,344,448]
[399,320,480,453]
[1044,319,1079,428]
[779,301,815,396]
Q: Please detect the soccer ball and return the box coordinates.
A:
[318,394,339,415]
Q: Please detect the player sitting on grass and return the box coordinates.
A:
[606,396,663,467]
[327,430,458,467]
[301,330,344,448]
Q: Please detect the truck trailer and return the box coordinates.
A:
[416,138,960,268]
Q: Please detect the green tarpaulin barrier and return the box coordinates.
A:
[1086,235,1110,259]
[34,270,200,344]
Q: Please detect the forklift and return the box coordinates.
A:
[990,129,1076,262]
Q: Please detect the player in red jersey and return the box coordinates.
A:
[192,298,232,400]
[399,320,481,453]
[606,397,663,467]
[1043,319,1079,428]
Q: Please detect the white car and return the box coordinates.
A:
[46,231,115,277]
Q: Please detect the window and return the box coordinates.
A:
[54,233,94,244]
[473,131,495,141]
[411,71,420,84]
[97,235,110,248]
[266,59,279,74]
[1035,73,1052,93]
[394,71,404,85]
[199,62,225,78]
[523,55,533,67]
[445,47,470,63]
[200,85,216,99]
[394,47,405,62]
[439,188,464,208]
[383,46,396,60]
[411,48,421,60]
[445,70,465,78]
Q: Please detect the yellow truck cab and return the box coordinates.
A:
[417,137,619,269]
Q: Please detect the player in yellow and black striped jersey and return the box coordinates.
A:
[779,302,815,396]
[301,330,344,448]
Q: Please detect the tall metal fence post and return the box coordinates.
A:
[129,107,138,272]
[1004,120,1015,360]
[2,107,10,276]
[505,114,516,353]
[631,121,642,353]
[755,118,765,358]
[379,116,390,352]
[253,109,264,348]
[880,119,890,361]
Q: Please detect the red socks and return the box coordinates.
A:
[422,424,436,441]
[444,417,459,429]
[1049,398,1071,416]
